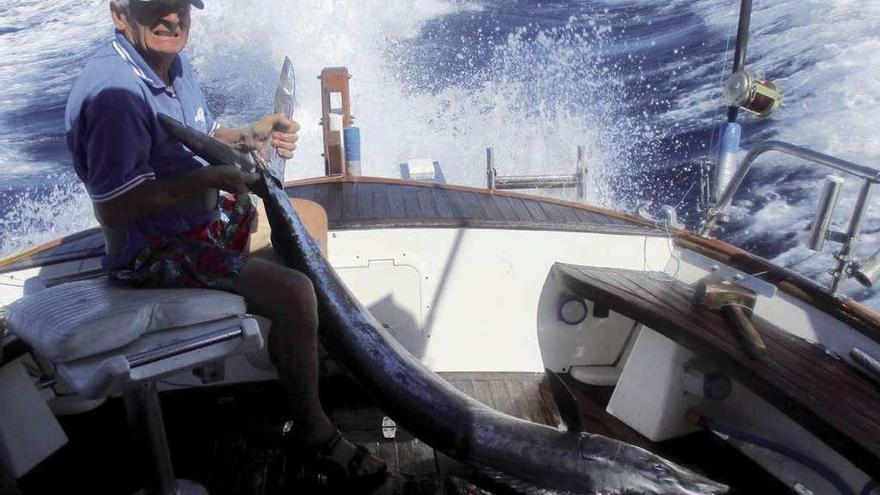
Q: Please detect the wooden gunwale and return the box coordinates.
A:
[674,230,880,343]
[0,227,104,274]
[284,177,659,236]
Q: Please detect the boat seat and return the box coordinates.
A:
[252,197,329,256]
[553,263,880,480]
[4,278,262,398]
[3,277,264,494]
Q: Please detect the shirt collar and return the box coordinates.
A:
[112,31,182,91]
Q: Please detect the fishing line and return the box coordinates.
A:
[784,250,820,270]
[750,251,820,279]
[642,14,738,283]
[644,216,683,282]
[675,178,699,209]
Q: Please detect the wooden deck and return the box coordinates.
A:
[18,374,559,495]
[332,372,561,495]
[554,263,880,479]
[285,177,654,235]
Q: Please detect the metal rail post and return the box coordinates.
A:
[486,147,496,190]
[576,145,586,202]
[830,180,873,293]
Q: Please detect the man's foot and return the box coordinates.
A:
[296,429,388,490]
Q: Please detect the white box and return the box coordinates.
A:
[0,358,67,477]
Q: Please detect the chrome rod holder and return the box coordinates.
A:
[486,147,496,190]
[852,250,880,288]
[700,140,880,237]
[699,139,879,295]
[576,144,586,201]
[808,175,845,251]
[830,180,873,294]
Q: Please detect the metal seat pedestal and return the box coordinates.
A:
[125,382,207,495]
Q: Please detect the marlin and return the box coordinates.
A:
[258,56,296,181]
[159,101,726,495]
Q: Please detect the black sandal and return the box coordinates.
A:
[294,429,388,491]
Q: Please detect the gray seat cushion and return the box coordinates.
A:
[5,278,247,363]
[58,316,263,399]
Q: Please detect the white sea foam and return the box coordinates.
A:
[0,179,94,256]
[0,0,690,254]
[0,1,106,256]
[190,1,616,195]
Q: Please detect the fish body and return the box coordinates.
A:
[158,114,727,495]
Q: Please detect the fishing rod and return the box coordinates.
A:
[727,0,753,123]
[708,0,783,213]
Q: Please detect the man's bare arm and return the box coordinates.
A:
[94,166,257,227]
[212,114,300,159]
[95,114,298,227]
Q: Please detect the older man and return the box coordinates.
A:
[64,0,386,488]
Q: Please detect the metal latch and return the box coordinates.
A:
[381,416,397,439]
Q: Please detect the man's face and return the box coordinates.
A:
[113,1,191,64]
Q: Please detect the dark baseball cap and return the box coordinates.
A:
[134,0,205,9]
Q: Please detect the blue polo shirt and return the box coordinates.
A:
[66,31,221,268]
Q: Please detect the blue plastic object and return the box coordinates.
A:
[719,122,742,154]
[715,122,742,200]
[344,127,361,162]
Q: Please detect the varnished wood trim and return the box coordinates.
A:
[674,231,880,343]
[283,175,656,228]
[313,218,655,236]
[320,67,352,175]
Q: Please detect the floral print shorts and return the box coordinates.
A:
[110,194,256,292]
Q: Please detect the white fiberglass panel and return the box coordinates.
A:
[329,228,672,372]
[334,260,426,358]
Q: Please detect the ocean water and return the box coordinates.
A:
[0,0,878,306]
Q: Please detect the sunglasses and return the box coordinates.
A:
[129,1,192,19]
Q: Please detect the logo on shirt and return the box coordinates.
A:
[195,107,206,124]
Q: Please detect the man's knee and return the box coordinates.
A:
[237,258,317,319]
[279,270,317,310]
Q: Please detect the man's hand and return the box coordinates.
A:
[248,114,300,159]
[93,165,258,227]
[195,165,259,194]
[212,114,300,160]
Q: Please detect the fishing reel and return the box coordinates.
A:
[723,70,783,118]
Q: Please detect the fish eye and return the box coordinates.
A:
[652,462,669,473]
